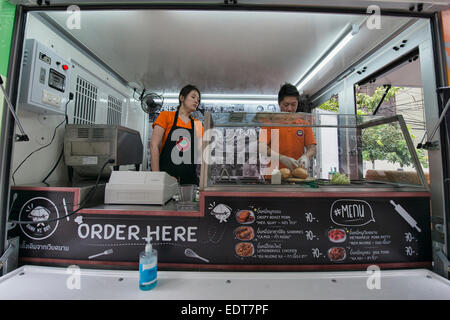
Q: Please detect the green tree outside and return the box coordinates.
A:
[317,85,428,169]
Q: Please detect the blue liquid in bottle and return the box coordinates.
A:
[139,242,157,291]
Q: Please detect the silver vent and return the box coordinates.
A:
[74,76,98,124]
[77,127,89,138]
[107,95,122,125]
[93,128,105,139]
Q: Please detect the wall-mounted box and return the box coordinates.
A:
[19,39,71,115]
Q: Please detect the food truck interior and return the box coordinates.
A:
[0,0,450,298]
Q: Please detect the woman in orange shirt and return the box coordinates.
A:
[150,85,203,185]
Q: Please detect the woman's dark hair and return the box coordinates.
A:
[278,83,299,104]
[178,84,201,109]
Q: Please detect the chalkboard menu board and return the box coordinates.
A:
[9,187,432,270]
[202,195,431,266]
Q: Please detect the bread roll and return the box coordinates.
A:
[292,167,308,179]
[280,168,292,179]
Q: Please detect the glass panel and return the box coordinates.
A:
[203,112,427,189]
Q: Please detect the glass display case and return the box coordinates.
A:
[200,111,428,191]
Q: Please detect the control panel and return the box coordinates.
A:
[18,39,71,115]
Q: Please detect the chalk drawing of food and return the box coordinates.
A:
[210,203,232,223]
[27,206,50,227]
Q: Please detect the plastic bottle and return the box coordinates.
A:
[139,241,158,290]
[271,166,281,184]
[328,167,333,180]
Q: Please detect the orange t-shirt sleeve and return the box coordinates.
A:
[152,111,174,149]
[153,111,171,130]
[304,127,317,146]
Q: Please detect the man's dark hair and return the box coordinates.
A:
[278,83,299,104]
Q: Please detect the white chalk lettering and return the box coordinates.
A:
[77,224,197,242]
[78,224,89,239]
[116,225,126,240]
[174,226,186,241]
[128,225,140,241]
[162,226,172,241]
[188,227,197,242]
[91,224,102,239]
[146,225,160,242]
[104,224,115,240]
[340,204,364,219]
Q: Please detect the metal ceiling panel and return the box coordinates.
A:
[35,9,414,96]
[9,0,450,14]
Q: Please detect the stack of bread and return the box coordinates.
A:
[280,167,308,180]
[365,169,430,185]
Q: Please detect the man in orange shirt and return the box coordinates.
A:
[259,83,316,171]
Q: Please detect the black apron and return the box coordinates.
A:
[159,110,199,185]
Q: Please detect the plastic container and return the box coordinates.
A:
[179,184,195,202]
[271,167,281,184]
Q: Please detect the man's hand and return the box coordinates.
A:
[297,154,309,169]
[280,155,299,171]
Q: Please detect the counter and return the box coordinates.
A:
[8,183,431,271]
[6,113,433,272]
[0,265,449,300]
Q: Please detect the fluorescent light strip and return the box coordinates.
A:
[161,93,277,99]
[296,31,355,90]
[163,98,277,104]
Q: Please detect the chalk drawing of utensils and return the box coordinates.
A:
[185,248,209,263]
[9,193,17,213]
[63,198,69,221]
[390,200,421,232]
[88,249,113,260]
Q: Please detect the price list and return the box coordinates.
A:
[206,195,432,265]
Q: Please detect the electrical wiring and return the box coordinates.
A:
[8,158,114,225]
[12,97,72,186]
[11,116,66,186]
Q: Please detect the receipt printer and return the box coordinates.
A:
[104,171,178,205]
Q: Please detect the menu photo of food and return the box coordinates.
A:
[235,242,255,257]
[234,226,255,241]
[236,210,255,224]
[328,228,347,243]
[328,247,346,262]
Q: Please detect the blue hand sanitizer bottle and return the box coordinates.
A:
[139,241,157,290]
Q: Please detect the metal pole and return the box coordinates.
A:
[0,5,25,272]
[0,76,28,141]
[397,115,429,188]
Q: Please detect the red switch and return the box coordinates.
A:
[62,64,69,71]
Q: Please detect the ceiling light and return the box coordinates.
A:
[162,98,277,104]
[161,93,277,105]
[295,24,359,90]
